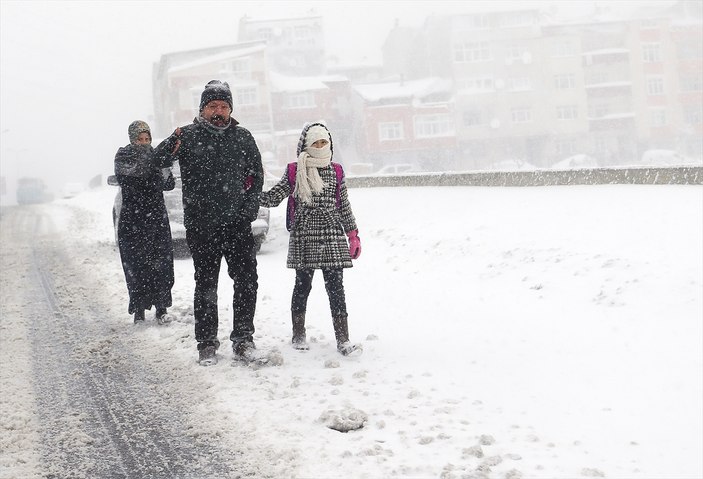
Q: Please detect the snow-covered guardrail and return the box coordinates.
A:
[346,166,703,188]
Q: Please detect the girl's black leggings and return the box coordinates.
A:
[291,268,347,318]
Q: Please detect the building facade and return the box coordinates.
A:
[379,2,702,170]
[152,3,701,175]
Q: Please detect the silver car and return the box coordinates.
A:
[107,170,270,256]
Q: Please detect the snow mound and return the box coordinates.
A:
[318,407,368,432]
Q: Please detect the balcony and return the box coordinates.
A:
[588,112,635,121]
[585,81,632,89]
[588,112,635,131]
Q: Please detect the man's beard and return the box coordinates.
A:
[209,114,228,126]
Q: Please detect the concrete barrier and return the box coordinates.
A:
[345,166,703,188]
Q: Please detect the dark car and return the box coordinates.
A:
[107,169,269,256]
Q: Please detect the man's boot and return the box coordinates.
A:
[291,311,309,350]
[133,309,145,324]
[332,316,362,356]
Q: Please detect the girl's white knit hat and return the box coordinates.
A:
[305,125,331,147]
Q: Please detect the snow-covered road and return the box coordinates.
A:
[1,184,702,479]
[0,206,280,478]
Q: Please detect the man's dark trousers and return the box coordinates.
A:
[186,220,258,351]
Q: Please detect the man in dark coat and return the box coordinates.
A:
[154,80,264,366]
[115,120,175,324]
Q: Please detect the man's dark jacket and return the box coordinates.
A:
[154,117,263,233]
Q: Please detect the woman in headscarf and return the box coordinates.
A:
[114,120,175,324]
[260,122,362,355]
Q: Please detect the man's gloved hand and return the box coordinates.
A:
[347,230,361,259]
[164,127,182,155]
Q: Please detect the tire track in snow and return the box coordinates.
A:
[22,208,236,478]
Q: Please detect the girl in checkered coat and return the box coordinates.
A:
[260,122,362,355]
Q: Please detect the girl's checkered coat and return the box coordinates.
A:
[260,123,358,269]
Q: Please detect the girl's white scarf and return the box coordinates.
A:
[294,144,332,204]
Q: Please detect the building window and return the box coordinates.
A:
[257,28,272,41]
[236,87,257,106]
[594,136,608,154]
[294,26,311,38]
[590,104,611,118]
[680,75,703,92]
[221,58,251,79]
[285,92,315,109]
[556,105,578,120]
[454,41,491,63]
[463,109,484,127]
[646,76,664,95]
[650,109,667,126]
[378,122,404,141]
[677,42,703,60]
[186,90,200,110]
[554,74,576,89]
[508,77,531,91]
[684,106,702,124]
[457,14,489,30]
[414,114,455,138]
[553,40,577,57]
[587,70,608,85]
[511,108,532,123]
[506,44,525,60]
[642,43,661,63]
[458,76,494,92]
[500,11,534,28]
[555,139,576,155]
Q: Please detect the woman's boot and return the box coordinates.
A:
[291,311,309,350]
[155,307,172,325]
[332,316,362,356]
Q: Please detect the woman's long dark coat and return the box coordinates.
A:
[115,144,175,314]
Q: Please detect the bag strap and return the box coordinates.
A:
[287,162,297,190]
[289,162,343,205]
[286,163,297,231]
[332,162,343,208]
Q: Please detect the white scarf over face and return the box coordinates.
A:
[295,126,332,204]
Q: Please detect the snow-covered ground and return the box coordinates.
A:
[1,183,702,479]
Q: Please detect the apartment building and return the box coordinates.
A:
[632,1,703,157]
[237,13,326,76]
[264,72,355,172]
[350,77,455,170]
[380,1,702,169]
[152,41,272,140]
[151,3,700,173]
[152,13,334,171]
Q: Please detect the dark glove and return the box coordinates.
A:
[166,127,182,155]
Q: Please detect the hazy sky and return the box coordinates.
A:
[0,0,663,200]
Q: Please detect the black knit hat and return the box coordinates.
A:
[199,80,233,112]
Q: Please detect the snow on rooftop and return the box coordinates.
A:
[168,44,266,73]
[585,81,633,89]
[582,48,630,56]
[353,77,452,103]
[240,12,322,23]
[268,71,331,93]
[589,112,636,121]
